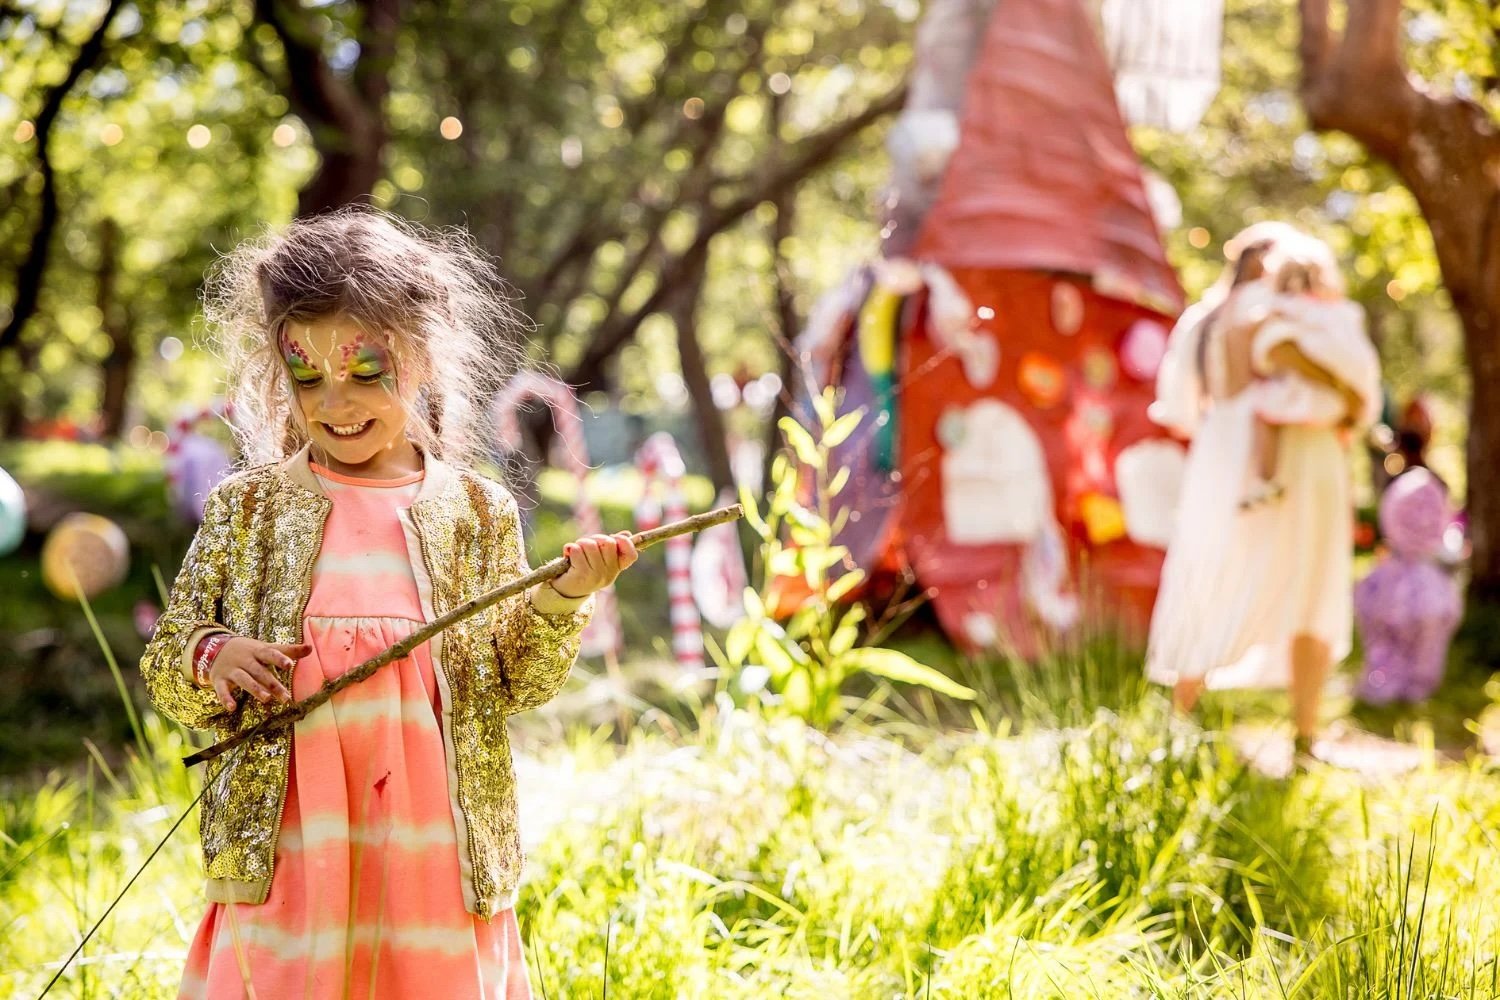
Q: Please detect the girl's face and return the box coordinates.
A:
[279,314,419,477]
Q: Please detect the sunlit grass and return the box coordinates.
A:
[4,650,1498,997]
[3,442,1497,996]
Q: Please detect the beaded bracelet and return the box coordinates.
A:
[193,633,232,688]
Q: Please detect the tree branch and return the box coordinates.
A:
[0,0,125,352]
[1298,0,1417,162]
[1298,0,1332,81]
[253,0,398,214]
[563,80,908,392]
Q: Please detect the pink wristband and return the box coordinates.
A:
[193,633,231,688]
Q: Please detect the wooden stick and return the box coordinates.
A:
[182,504,743,767]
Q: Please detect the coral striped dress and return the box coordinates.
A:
[179,462,532,999]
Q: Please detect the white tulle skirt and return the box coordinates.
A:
[1145,393,1353,688]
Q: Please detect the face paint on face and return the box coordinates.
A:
[279,315,421,479]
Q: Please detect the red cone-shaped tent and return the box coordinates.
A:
[913,0,1183,313]
[892,0,1186,652]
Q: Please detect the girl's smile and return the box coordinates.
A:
[279,315,421,479]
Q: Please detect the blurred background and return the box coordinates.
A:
[5,2,1500,993]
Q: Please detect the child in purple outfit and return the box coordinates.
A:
[1355,467,1461,704]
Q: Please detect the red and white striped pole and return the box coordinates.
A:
[635,432,703,669]
[491,373,623,661]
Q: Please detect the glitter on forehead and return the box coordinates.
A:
[280,323,393,381]
[304,323,341,374]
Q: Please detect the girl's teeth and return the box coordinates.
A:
[328,421,371,437]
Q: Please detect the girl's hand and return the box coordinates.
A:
[209,638,307,710]
[549,531,639,599]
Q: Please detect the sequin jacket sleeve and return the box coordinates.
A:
[139,480,236,730]
[485,483,593,714]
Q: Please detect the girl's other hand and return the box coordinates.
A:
[550,531,639,599]
[210,638,307,710]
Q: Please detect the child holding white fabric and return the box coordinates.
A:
[1239,241,1372,508]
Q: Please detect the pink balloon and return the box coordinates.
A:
[1120,320,1168,381]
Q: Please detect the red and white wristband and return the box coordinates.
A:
[192,633,232,688]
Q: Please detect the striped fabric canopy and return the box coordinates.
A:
[1098,0,1226,133]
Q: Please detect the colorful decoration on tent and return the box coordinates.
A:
[857,284,902,470]
[1017,351,1068,409]
[1119,319,1169,382]
[491,372,623,661]
[1355,469,1462,705]
[42,512,130,601]
[164,400,235,524]
[1114,439,1187,548]
[1082,347,1118,391]
[690,489,749,630]
[0,465,25,557]
[1051,282,1085,335]
[1079,493,1127,546]
[923,263,999,388]
[940,400,1053,544]
[1065,396,1116,492]
[635,433,704,669]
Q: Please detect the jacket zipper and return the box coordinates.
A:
[262,495,329,900]
[407,506,487,914]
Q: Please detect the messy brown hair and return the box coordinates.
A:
[202,206,530,472]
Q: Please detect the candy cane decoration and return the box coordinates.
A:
[635,432,703,668]
[491,373,622,660]
[164,400,236,523]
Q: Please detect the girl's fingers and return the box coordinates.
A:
[256,645,298,673]
[252,649,296,700]
[233,668,277,704]
[213,679,237,711]
[595,536,620,574]
[576,537,606,576]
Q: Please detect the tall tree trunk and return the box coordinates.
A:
[1,339,37,437]
[670,243,736,496]
[97,218,133,440]
[253,0,399,215]
[1299,0,1500,643]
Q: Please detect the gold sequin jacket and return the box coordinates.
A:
[139,443,592,916]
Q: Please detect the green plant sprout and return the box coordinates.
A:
[710,387,975,728]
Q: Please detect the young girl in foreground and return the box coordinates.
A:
[140,208,637,999]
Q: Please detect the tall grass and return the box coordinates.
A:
[3,634,1498,996]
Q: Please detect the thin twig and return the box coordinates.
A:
[38,764,221,997]
[182,504,743,767]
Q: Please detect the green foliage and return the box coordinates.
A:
[713,391,974,728]
[6,663,1500,996]
[1,1,307,429]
